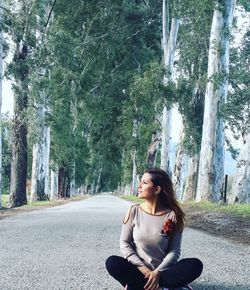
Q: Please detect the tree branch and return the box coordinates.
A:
[45,0,57,28]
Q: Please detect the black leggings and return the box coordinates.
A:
[106,255,203,290]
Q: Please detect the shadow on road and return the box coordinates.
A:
[192,282,248,290]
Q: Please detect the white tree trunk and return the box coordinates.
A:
[183,154,200,201]
[50,166,58,200]
[172,124,187,200]
[30,104,50,201]
[44,126,50,197]
[131,119,139,195]
[196,0,236,201]
[231,127,250,203]
[160,106,172,174]
[0,0,3,208]
[147,130,161,167]
[70,162,76,196]
[161,2,179,175]
[131,149,138,195]
[95,165,102,193]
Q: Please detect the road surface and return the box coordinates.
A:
[0,195,249,289]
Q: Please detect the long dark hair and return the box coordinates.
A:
[145,167,185,231]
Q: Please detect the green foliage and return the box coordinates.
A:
[121,61,163,182]
[221,30,250,141]
[175,0,213,154]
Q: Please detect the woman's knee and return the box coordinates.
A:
[192,258,203,277]
[105,255,124,275]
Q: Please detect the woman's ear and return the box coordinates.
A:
[155,186,161,195]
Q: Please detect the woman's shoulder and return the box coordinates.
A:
[123,204,140,224]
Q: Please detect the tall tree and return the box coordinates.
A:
[196,0,236,202]
[160,0,179,175]
[8,0,36,207]
[30,2,52,201]
[222,28,250,203]
[0,0,3,208]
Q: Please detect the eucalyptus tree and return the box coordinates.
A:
[122,62,163,194]
[157,0,179,176]
[223,29,250,203]
[196,0,236,202]
[6,0,38,207]
[173,0,213,200]
[0,0,3,208]
[30,0,53,201]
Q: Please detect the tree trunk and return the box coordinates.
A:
[147,130,161,168]
[44,126,50,196]
[0,0,3,208]
[70,162,76,196]
[231,127,250,203]
[95,165,102,193]
[160,106,172,175]
[31,105,50,201]
[183,154,200,201]
[50,165,58,200]
[58,166,69,198]
[160,1,179,175]
[8,42,29,207]
[172,124,186,200]
[131,149,139,195]
[131,119,139,195]
[196,0,236,202]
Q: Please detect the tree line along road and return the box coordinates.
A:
[0,194,249,290]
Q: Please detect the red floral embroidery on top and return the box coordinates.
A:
[161,218,174,234]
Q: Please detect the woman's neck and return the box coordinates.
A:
[142,199,166,215]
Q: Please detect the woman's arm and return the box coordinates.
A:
[119,206,145,267]
[155,229,182,272]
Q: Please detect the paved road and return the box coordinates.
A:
[0,195,249,290]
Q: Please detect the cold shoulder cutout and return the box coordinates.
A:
[123,204,138,224]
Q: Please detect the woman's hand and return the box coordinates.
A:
[144,270,161,290]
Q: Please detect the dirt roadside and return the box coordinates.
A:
[183,204,250,246]
[1,197,249,246]
[0,197,87,220]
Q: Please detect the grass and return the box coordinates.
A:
[118,194,250,217]
[1,194,9,207]
[183,200,250,217]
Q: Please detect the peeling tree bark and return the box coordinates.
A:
[196,0,236,202]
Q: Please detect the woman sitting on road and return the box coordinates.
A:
[106,167,203,290]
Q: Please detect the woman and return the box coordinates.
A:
[106,167,203,290]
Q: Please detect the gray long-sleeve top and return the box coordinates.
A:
[119,204,182,272]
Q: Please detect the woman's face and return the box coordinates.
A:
[137,173,157,199]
